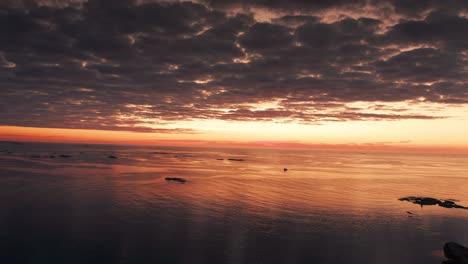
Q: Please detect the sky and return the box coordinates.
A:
[1,0,468,150]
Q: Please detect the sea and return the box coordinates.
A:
[0,141,467,264]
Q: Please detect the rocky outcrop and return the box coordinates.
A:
[444,242,468,264]
[165,177,187,183]
[399,196,467,209]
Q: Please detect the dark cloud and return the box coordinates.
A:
[202,0,468,14]
[295,18,381,51]
[202,0,366,12]
[382,10,468,51]
[239,22,293,52]
[0,0,467,132]
[375,48,465,82]
[272,15,319,27]
[376,0,468,16]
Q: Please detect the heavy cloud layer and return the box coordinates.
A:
[1,0,467,132]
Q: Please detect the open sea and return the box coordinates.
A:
[0,141,467,264]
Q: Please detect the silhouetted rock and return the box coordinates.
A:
[420,197,439,205]
[440,200,456,208]
[165,177,187,183]
[31,155,40,158]
[399,196,467,210]
[49,155,56,158]
[152,152,170,154]
[216,158,224,160]
[59,155,72,158]
[444,242,468,264]
[108,155,118,159]
[228,158,245,161]
[284,168,288,171]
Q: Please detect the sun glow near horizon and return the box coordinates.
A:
[1,102,468,152]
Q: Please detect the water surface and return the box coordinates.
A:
[0,142,467,263]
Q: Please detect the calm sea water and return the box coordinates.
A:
[0,142,467,264]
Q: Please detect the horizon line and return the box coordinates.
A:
[1,125,468,153]
[1,138,468,154]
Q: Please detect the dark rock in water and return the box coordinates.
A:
[440,200,456,208]
[399,196,467,210]
[165,177,187,183]
[216,158,224,160]
[444,242,468,264]
[152,152,170,155]
[283,168,288,172]
[49,155,56,158]
[420,197,440,205]
[108,155,118,159]
[228,158,245,161]
[31,155,41,158]
[59,155,72,158]
[406,211,413,215]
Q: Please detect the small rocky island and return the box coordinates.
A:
[165,177,187,183]
[399,196,467,209]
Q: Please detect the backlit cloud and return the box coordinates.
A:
[0,0,467,132]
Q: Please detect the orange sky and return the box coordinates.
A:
[2,116,468,153]
[3,100,468,153]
